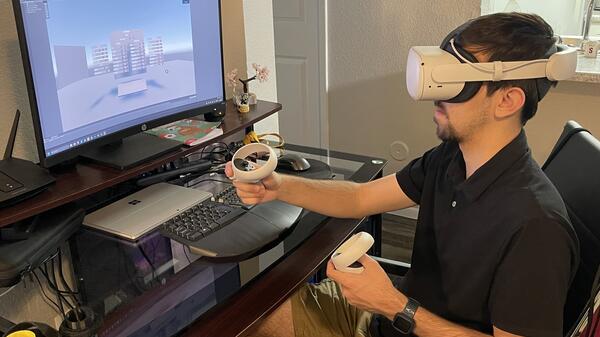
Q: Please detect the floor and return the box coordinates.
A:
[380,214,416,263]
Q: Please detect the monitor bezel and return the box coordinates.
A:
[11,0,227,168]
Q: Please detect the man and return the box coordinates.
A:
[225,12,579,337]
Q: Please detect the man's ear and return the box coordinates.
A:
[495,87,525,120]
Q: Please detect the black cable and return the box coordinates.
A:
[57,249,81,324]
[46,262,66,316]
[32,270,63,317]
[183,246,192,264]
[170,174,232,187]
[40,264,74,311]
[136,160,213,187]
[198,142,235,164]
[199,142,230,157]
[57,249,80,297]
[38,264,78,296]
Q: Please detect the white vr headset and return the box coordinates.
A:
[406,38,577,103]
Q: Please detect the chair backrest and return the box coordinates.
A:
[542,121,600,336]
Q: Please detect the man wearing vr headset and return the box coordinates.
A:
[226,12,579,337]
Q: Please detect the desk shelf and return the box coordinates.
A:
[0,100,281,227]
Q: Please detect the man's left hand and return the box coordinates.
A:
[327,255,406,319]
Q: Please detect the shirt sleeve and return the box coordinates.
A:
[488,218,577,337]
[395,145,441,204]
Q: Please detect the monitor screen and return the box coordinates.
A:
[14,0,224,163]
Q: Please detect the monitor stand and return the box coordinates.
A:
[81,133,181,170]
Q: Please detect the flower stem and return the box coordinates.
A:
[239,76,257,93]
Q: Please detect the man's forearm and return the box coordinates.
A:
[380,292,492,337]
[412,307,491,337]
[276,174,366,218]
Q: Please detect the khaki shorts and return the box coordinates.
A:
[291,279,373,337]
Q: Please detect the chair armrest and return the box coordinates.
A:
[372,256,411,276]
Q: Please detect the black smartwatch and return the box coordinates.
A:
[391,297,420,334]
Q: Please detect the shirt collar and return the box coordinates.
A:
[446,129,530,202]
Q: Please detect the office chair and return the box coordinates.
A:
[542,121,600,336]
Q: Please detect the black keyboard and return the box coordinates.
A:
[159,200,245,242]
[160,184,303,260]
[214,185,253,209]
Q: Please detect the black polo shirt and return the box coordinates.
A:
[371,130,579,337]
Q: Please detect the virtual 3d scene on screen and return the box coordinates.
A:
[46,0,196,132]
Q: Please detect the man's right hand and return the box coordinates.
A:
[225,161,283,205]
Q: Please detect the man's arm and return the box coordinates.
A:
[391,297,521,337]
[326,256,523,337]
[277,173,416,218]
[225,162,416,218]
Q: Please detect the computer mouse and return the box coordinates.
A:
[277,153,311,172]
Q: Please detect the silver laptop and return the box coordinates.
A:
[83,183,213,240]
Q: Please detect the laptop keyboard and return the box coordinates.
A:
[159,200,245,242]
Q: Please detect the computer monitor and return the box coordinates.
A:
[12,0,225,168]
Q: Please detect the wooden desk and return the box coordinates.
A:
[0,100,280,227]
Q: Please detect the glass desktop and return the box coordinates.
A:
[70,145,381,337]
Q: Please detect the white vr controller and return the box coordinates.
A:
[231,143,278,183]
[331,232,374,274]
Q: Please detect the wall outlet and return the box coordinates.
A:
[390,141,409,161]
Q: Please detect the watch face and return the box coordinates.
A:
[392,313,414,334]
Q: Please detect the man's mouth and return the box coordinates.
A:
[433,101,447,117]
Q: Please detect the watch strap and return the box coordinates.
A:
[403,297,419,318]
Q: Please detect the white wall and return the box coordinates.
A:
[526,81,600,163]
[0,0,38,162]
[327,1,481,173]
[242,0,279,134]
[327,1,600,173]
[482,0,585,36]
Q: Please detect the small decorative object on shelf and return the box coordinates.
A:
[582,39,599,58]
[226,63,270,113]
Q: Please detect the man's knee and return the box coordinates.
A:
[245,299,294,337]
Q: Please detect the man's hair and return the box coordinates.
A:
[458,12,557,125]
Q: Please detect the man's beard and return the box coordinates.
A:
[436,121,461,142]
[434,101,461,142]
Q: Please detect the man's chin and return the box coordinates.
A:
[436,126,452,142]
